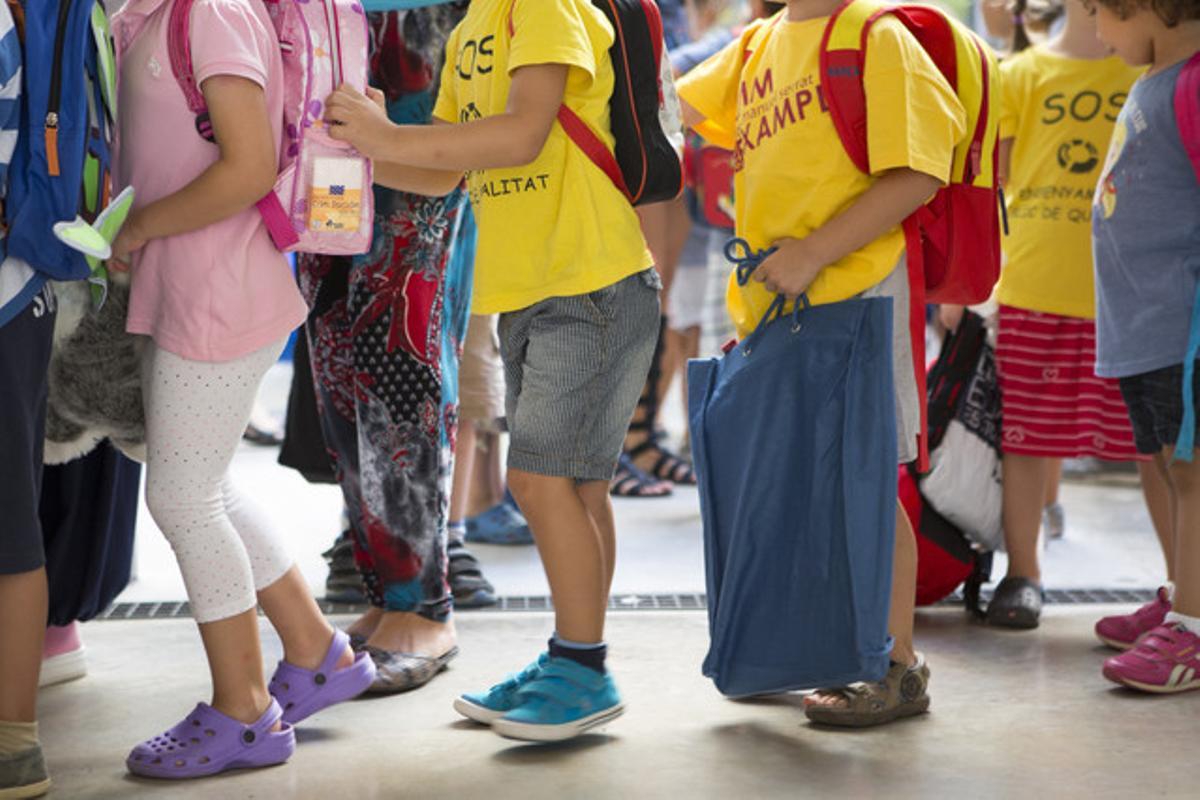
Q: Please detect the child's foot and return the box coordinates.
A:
[490,658,624,742]
[453,652,551,725]
[1103,622,1200,693]
[1095,586,1172,651]
[39,622,87,688]
[363,613,459,694]
[269,630,375,725]
[1042,502,1066,541]
[465,502,534,546]
[804,655,931,728]
[0,744,50,799]
[126,700,294,779]
[986,577,1043,629]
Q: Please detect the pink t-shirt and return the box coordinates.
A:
[113,0,306,362]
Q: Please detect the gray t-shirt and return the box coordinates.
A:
[1093,60,1200,379]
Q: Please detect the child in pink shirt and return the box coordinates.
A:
[110,0,373,779]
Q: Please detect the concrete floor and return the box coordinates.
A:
[40,608,1197,799]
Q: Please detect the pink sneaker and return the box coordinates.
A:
[40,622,87,688]
[1095,587,1172,650]
[1103,623,1200,694]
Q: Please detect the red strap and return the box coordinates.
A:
[508,0,631,201]
[557,105,632,201]
[1175,52,1200,187]
[902,217,930,473]
[819,0,871,174]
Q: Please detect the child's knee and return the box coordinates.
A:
[143,474,220,537]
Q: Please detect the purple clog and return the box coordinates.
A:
[269,629,375,725]
[127,699,294,779]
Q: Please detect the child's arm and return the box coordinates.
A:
[324,63,569,193]
[752,168,942,299]
[112,75,278,264]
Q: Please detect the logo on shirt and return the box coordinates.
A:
[456,36,496,80]
[147,55,162,79]
[1056,139,1100,174]
[735,70,829,169]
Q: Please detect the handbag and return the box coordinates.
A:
[688,239,897,697]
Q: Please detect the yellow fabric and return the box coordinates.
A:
[997,47,1142,319]
[433,0,652,314]
[678,13,966,337]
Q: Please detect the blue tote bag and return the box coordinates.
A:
[688,241,898,698]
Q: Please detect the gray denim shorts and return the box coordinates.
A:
[499,269,662,481]
[860,258,919,465]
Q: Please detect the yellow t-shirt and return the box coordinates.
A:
[997,47,1142,319]
[677,13,966,337]
[432,0,653,314]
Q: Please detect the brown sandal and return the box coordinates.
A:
[804,655,931,728]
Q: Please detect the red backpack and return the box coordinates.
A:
[742,1,1002,467]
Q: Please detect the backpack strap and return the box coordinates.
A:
[506,1,632,202]
[1172,52,1200,462]
[167,0,216,142]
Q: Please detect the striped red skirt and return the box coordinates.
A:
[996,306,1143,461]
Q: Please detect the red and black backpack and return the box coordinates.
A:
[508,0,683,206]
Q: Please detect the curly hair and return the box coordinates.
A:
[1087,0,1200,25]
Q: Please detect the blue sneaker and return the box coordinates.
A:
[465,502,533,546]
[453,652,550,725]
[491,658,625,742]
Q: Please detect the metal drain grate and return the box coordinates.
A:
[95,588,1157,621]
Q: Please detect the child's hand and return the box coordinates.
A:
[325,84,392,159]
[110,214,148,270]
[753,238,825,300]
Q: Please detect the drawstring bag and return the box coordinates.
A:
[688,239,897,697]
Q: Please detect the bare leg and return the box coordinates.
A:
[1003,454,1051,581]
[1139,456,1177,582]
[467,430,504,517]
[198,610,274,725]
[1167,454,1200,619]
[0,569,47,725]
[1044,459,1063,508]
[450,422,478,525]
[509,469,607,642]
[577,480,618,600]
[258,566,352,671]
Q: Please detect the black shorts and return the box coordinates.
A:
[0,286,56,575]
[1118,363,1200,456]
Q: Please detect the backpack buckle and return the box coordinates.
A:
[195,112,215,143]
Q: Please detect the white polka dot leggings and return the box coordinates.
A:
[142,339,294,624]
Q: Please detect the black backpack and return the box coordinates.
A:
[508,0,683,205]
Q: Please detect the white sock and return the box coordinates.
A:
[1164,611,1200,635]
[0,721,38,755]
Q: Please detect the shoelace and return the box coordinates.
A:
[724,237,777,287]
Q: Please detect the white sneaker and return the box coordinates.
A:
[39,624,87,688]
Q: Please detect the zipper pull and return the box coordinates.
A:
[45,112,61,177]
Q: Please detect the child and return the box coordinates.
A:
[677,0,966,726]
[0,3,55,794]
[325,0,662,741]
[109,0,374,778]
[1089,0,1200,692]
[298,7,493,691]
[985,0,1165,631]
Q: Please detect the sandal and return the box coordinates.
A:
[626,431,698,486]
[804,655,931,729]
[127,700,294,779]
[986,576,1044,629]
[448,543,498,609]
[610,453,673,498]
[365,647,460,694]
[268,629,376,725]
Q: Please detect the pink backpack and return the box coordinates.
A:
[169,0,374,256]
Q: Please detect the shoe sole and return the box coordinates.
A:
[0,778,51,799]
[492,704,625,742]
[453,697,506,725]
[39,648,87,688]
[805,696,931,729]
[1103,667,1200,694]
[1095,633,1136,652]
[986,609,1040,630]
